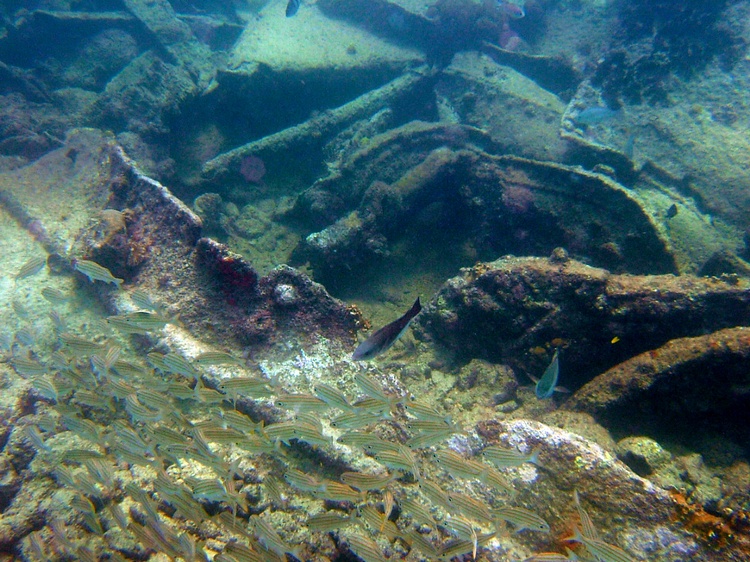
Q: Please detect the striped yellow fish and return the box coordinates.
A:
[73,259,123,287]
[493,505,550,533]
[15,255,47,281]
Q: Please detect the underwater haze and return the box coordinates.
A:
[1,0,750,560]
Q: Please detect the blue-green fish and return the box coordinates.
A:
[529,349,566,399]
[352,298,421,361]
[286,0,300,17]
[574,106,622,126]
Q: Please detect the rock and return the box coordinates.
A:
[0,129,360,353]
[88,50,198,137]
[677,453,724,506]
[178,15,244,51]
[115,131,174,180]
[62,29,139,90]
[698,249,750,278]
[480,42,581,98]
[287,121,499,230]
[318,0,480,61]
[0,456,21,513]
[566,327,750,467]
[566,326,750,413]
[417,257,750,389]
[193,192,225,234]
[617,436,673,476]
[0,10,141,74]
[537,410,617,453]
[260,265,362,340]
[0,61,52,104]
[435,51,568,162]
[454,358,516,392]
[122,0,193,46]
[473,419,715,561]
[0,479,48,551]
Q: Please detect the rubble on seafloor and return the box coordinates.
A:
[285,119,746,290]
[0,126,747,561]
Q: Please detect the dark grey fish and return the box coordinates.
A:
[352,298,421,361]
[286,0,300,17]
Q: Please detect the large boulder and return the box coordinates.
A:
[416,255,750,387]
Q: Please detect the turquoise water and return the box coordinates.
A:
[0,1,749,561]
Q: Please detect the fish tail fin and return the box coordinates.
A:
[411,296,422,312]
[564,525,584,544]
[528,446,542,466]
[573,489,582,507]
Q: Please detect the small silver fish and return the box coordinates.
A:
[71,494,104,535]
[105,315,151,335]
[307,511,352,532]
[519,553,575,562]
[494,506,550,533]
[285,469,327,493]
[12,300,30,318]
[405,428,456,449]
[163,352,200,380]
[41,287,70,304]
[446,492,494,525]
[483,445,541,468]
[130,289,160,311]
[346,532,386,562]
[339,471,394,491]
[352,298,421,360]
[23,425,51,451]
[574,490,600,540]
[14,327,36,347]
[11,357,47,377]
[249,515,300,559]
[400,497,437,527]
[314,383,353,411]
[193,351,241,366]
[109,311,175,331]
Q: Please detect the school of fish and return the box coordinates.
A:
[2,254,636,561]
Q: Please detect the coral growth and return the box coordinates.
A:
[670,490,750,551]
[501,183,536,214]
[239,154,266,184]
